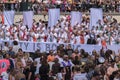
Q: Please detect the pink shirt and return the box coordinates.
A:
[0,59,10,74]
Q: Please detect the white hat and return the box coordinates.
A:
[98,57,105,63]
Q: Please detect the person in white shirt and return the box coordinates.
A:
[12,41,20,54]
[70,34,75,44]
[96,35,102,46]
[0,28,4,40]
[75,35,80,44]
[5,31,10,40]
[84,32,90,44]
[40,31,46,42]
[3,42,9,51]
[61,55,74,68]
[34,54,41,74]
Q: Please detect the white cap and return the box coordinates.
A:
[98,57,105,63]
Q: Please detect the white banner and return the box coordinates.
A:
[23,11,33,28]
[0,40,120,55]
[48,9,60,28]
[71,11,82,27]
[3,10,15,26]
[90,8,103,30]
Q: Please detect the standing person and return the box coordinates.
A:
[65,44,73,57]
[71,49,80,60]
[39,57,50,80]
[0,54,10,75]
[7,46,15,56]
[3,54,14,71]
[23,60,32,80]
[80,31,85,44]
[9,69,16,80]
[12,40,20,54]
[72,56,81,66]
[17,48,26,67]
[14,70,26,80]
[3,42,9,51]
[28,61,37,80]
[96,35,102,46]
[61,55,74,80]
[51,58,61,79]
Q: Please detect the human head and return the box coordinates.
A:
[4,42,9,46]
[13,41,18,45]
[64,55,69,61]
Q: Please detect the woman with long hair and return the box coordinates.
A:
[39,57,50,80]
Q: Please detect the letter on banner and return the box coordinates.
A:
[23,11,33,28]
[48,9,60,28]
[90,8,103,30]
[71,11,82,27]
[3,10,15,26]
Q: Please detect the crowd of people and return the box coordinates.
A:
[0,0,120,13]
[0,40,119,80]
[0,0,120,80]
[0,13,120,46]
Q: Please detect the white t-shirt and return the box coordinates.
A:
[40,32,45,42]
[84,35,90,44]
[12,45,20,54]
[34,57,41,74]
[52,33,57,43]
[3,46,9,51]
[35,64,41,75]
[34,58,41,66]
[97,38,101,46]
[75,36,80,44]
[48,62,55,71]
[111,37,116,45]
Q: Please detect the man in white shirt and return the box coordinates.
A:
[3,42,9,51]
[12,41,20,54]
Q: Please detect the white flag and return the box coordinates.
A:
[3,10,15,26]
[90,8,103,30]
[71,11,82,27]
[48,9,60,28]
[23,11,33,28]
